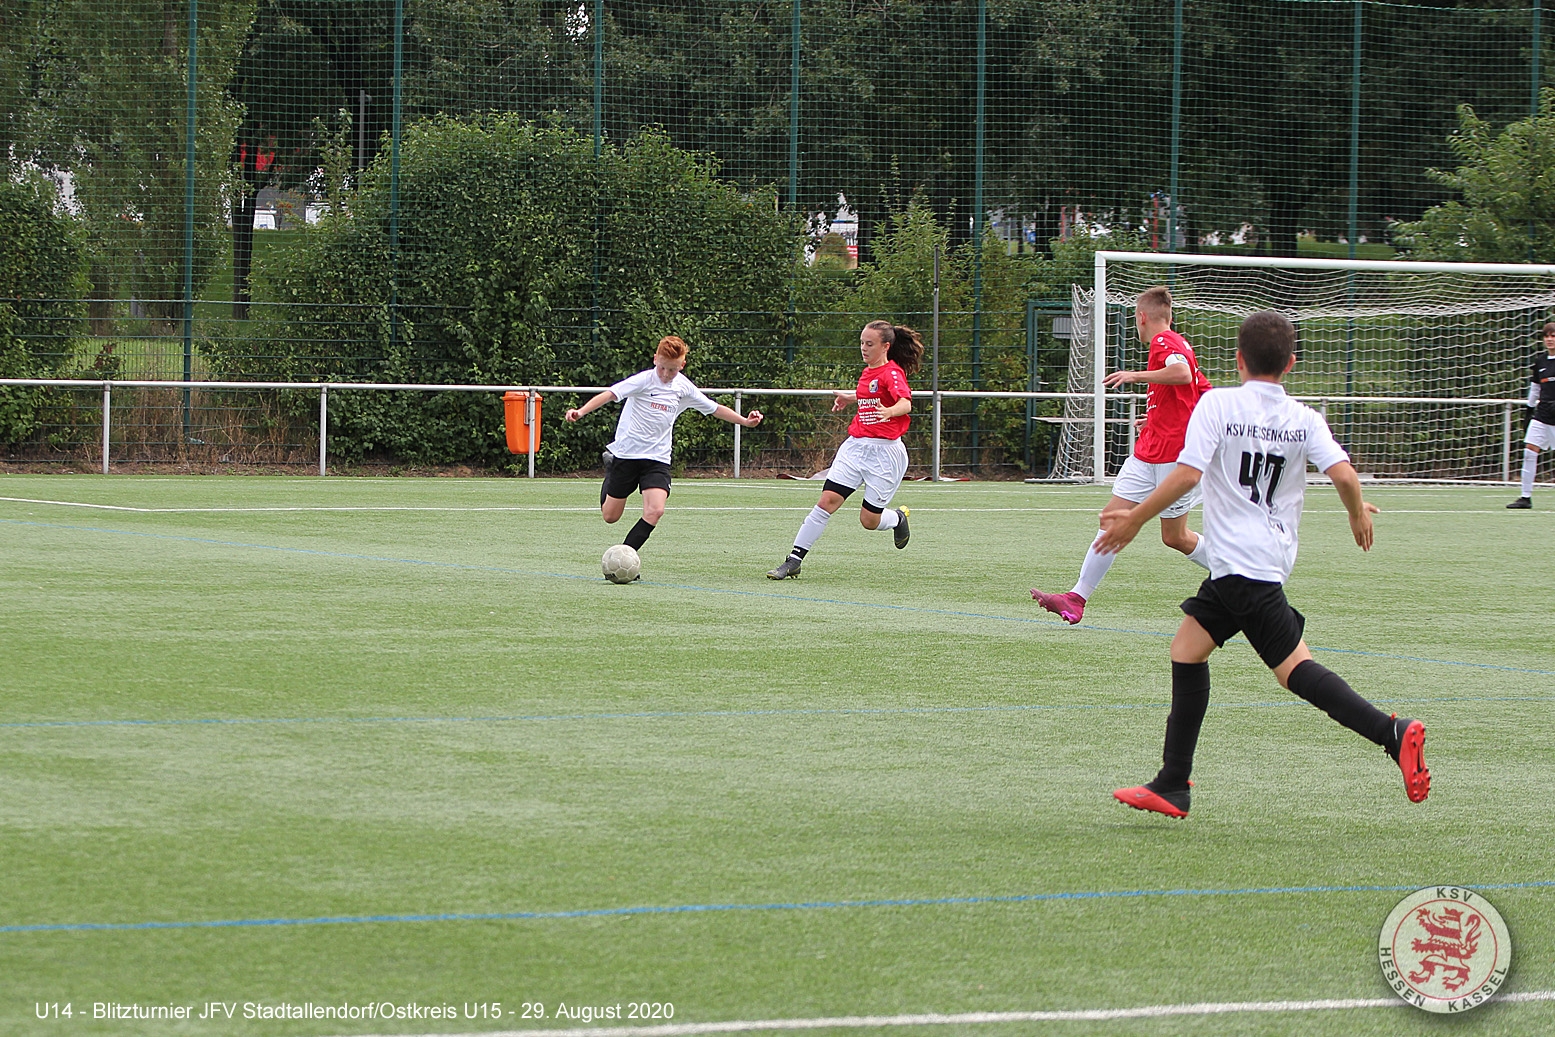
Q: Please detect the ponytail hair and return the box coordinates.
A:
[865,319,924,377]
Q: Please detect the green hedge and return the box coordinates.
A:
[209,117,802,468]
[0,178,89,447]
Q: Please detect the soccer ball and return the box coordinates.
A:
[601,544,641,584]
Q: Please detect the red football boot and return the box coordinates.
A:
[1113,783,1189,818]
[1392,716,1430,803]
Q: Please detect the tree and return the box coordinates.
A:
[1393,91,1555,262]
[226,0,401,318]
[1177,0,1534,256]
[19,0,254,325]
[0,2,48,165]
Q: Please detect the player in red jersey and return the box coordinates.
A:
[766,321,923,579]
[1032,286,1214,623]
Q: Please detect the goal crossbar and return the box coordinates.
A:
[1095,251,1555,277]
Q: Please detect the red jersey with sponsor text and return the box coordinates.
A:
[848,360,912,440]
[1133,328,1212,463]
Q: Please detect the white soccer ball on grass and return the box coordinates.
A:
[601,544,641,584]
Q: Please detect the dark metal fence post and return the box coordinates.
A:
[932,243,941,481]
[1532,0,1543,262]
[390,0,404,350]
[1169,0,1182,255]
[1024,300,1038,472]
[182,0,198,444]
[1348,1,1361,260]
[786,0,800,365]
[357,90,370,169]
[592,0,605,346]
[789,1,800,213]
[1534,0,1543,115]
[1345,1,1362,442]
[970,0,985,467]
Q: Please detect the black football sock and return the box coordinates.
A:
[623,518,656,551]
[1287,659,1394,753]
[1152,661,1210,791]
[789,546,809,560]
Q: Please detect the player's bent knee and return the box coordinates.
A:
[1169,617,1216,664]
[1272,642,1315,689]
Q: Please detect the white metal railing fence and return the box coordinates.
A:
[0,378,1534,483]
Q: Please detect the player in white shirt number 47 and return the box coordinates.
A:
[1094,310,1429,819]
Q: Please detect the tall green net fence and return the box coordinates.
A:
[0,1,1548,476]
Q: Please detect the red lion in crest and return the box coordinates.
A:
[1407,906,1482,992]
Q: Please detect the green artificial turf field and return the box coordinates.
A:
[1,475,1550,1037]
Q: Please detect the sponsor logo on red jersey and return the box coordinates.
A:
[849,361,911,440]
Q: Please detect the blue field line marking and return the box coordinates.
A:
[6,880,1554,936]
[2,694,1547,732]
[7,517,1555,678]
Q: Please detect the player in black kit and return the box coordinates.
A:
[1508,321,1555,509]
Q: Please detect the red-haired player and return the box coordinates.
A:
[566,336,762,556]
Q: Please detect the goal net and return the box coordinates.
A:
[1053,252,1555,483]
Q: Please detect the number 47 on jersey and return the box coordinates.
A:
[1240,451,1286,507]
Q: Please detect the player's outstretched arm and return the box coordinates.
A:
[712,404,763,428]
[565,390,617,423]
[1324,460,1380,551]
[1104,365,1192,387]
[832,390,857,412]
[1096,463,1203,555]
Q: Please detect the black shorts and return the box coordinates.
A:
[1180,575,1306,669]
[603,456,672,501]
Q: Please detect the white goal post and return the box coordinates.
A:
[1054,251,1555,484]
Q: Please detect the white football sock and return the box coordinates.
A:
[873,507,899,531]
[1072,532,1114,600]
[1522,448,1538,498]
[793,505,833,552]
[1185,531,1211,571]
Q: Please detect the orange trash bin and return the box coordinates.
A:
[503,391,543,454]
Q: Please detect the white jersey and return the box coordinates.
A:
[605,369,719,463]
[1177,379,1349,584]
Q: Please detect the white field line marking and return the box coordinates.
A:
[0,497,1523,516]
[337,990,1555,1037]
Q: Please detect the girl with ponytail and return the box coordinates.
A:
[766,321,920,579]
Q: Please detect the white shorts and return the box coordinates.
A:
[827,435,909,509]
[1112,455,1202,520]
[1526,418,1555,450]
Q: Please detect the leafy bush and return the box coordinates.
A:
[0,178,89,446]
[218,117,802,467]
